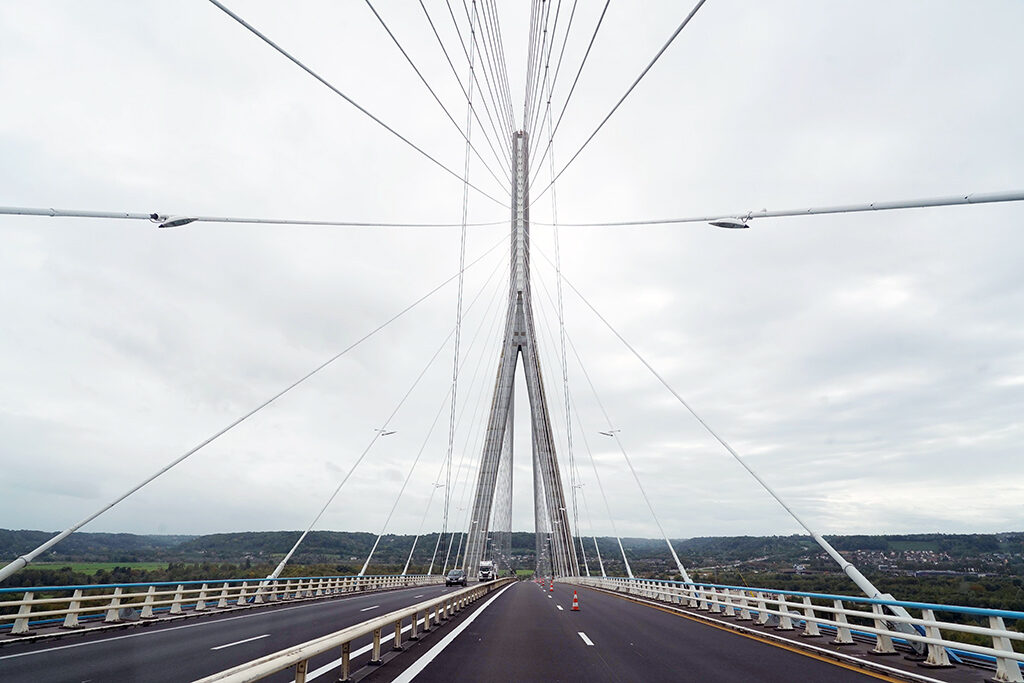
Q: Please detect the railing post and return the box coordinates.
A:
[369,627,383,665]
[195,583,208,611]
[217,582,230,608]
[409,610,420,640]
[709,587,723,614]
[755,592,770,625]
[294,658,308,683]
[105,586,124,622]
[392,619,403,651]
[776,594,794,631]
[62,589,83,628]
[12,592,33,634]
[832,600,854,645]
[237,582,249,606]
[170,584,184,614]
[800,597,821,637]
[736,591,752,621]
[722,589,736,617]
[918,609,951,668]
[698,586,710,611]
[990,616,1024,682]
[870,603,897,655]
[141,585,157,619]
[339,642,351,682]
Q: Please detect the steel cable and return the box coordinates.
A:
[365,0,511,192]
[532,0,710,204]
[206,0,509,208]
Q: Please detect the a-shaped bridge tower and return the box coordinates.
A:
[462,131,579,578]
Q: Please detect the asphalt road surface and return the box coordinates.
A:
[379,581,903,683]
[0,582,462,682]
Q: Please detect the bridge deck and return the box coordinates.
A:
[1,580,998,682]
[375,582,986,683]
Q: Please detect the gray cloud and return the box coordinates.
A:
[1,1,1022,555]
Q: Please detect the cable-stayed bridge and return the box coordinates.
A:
[2,1,1024,681]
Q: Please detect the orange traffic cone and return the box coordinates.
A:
[549,580,554,592]
[571,591,580,611]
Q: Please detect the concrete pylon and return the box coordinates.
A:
[462,131,579,578]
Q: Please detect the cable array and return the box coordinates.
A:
[419,1,514,175]
[206,0,509,208]
[365,0,511,194]
[532,0,709,204]
[359,258,509,575]
[529,0,610,182]
[10,2,1014,591]
[0,234,508,582]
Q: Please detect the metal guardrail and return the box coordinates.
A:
[0,574,443,635]
[194,577,514,683]
[569,576,1024,683]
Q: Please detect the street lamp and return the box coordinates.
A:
[708,217,749,229]
[155,215,198,228]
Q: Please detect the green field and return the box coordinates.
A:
[34,562,169,574]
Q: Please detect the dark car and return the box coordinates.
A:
[445,569,467,586]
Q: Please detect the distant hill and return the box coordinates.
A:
[2,528,1021,572]
[0,529,195,563]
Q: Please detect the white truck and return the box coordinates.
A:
[477,560,496,582]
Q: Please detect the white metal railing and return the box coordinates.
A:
[0,574,443,636]
[568,576,1024,683]
[195,577,515,682]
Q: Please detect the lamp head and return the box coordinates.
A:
[158,215,198,228]
[708,217,750,229]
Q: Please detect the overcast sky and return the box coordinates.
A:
[1,1,1023,551]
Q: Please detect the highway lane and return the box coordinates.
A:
[0,581,462,682]
[389,581,899,682]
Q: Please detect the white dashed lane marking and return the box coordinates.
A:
[210,634,270,650]
[578,632,594,646]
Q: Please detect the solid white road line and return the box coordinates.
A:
[359,605,379,612]
[0,584,447,662]
[578,632,594,646]
[210,634,270,650]
[389,583,516,683]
